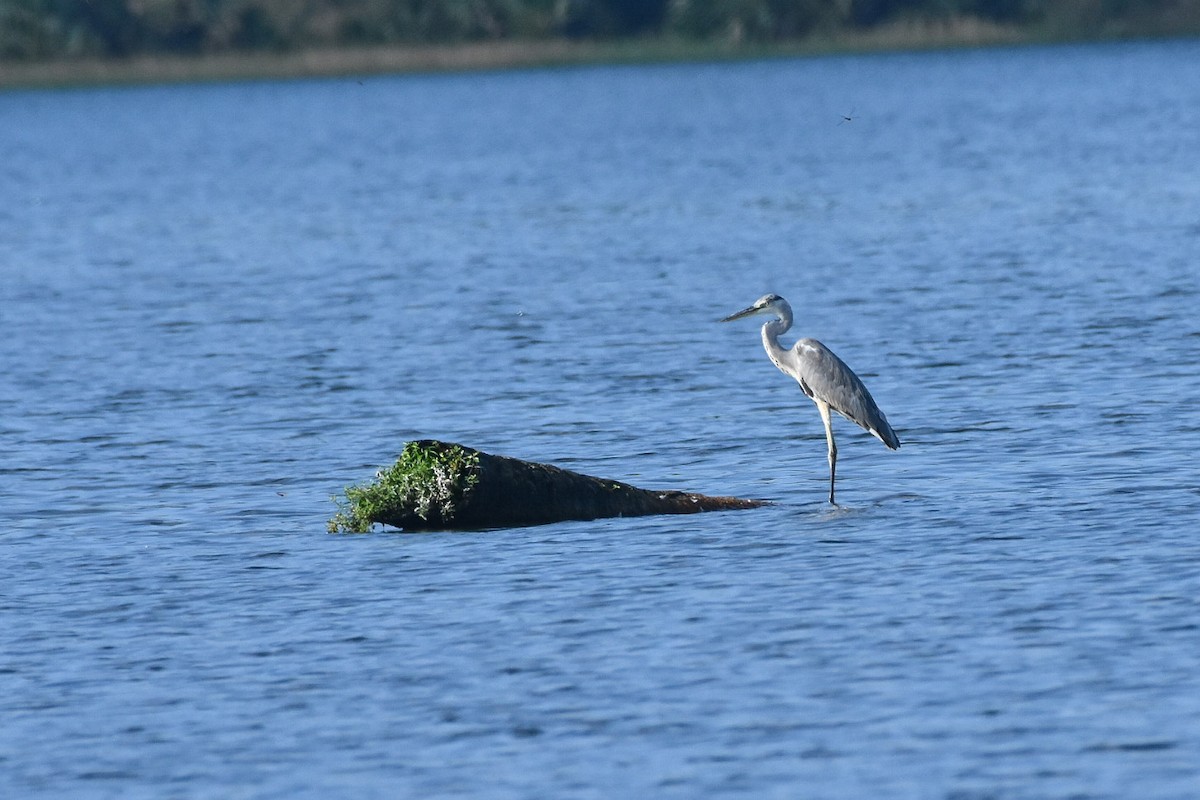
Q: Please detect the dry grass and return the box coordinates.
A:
[0,40,594,89]
[825,15,1025,52]
[0,18,1092,91]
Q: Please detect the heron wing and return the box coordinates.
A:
[792,338,900,449]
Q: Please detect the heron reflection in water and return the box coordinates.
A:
[721,294,900,504]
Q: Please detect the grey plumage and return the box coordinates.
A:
[721,293,899,503]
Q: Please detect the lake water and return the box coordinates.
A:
[3,38,1200,798]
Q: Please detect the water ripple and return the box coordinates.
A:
[4,39,1200,800]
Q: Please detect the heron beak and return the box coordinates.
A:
[720,305,759,323]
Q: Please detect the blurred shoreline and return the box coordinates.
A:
[0,17,1191,91]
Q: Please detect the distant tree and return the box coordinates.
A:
[2,0,1198,62]
[335,0,561,43]
[765,0,841,38]
[847,0,909,27]
[230,4,282,49]
[667,0,832,41]
[74,0,143,56]
[0,1,57,59]
[562,0,669,37]
[961,0,1041,22]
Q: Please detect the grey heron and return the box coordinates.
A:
[721,294,900,504]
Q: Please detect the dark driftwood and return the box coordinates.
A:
[334,440,765,532]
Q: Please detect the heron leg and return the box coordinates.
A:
[816,399,837,504]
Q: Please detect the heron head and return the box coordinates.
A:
[720,293,788,323]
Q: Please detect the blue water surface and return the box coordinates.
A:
[2,38,1200,798]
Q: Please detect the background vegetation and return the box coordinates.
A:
[2,0,1198,62]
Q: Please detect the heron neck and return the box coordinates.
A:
[760,315,791,367]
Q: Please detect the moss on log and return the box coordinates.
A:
[328,440,765,532]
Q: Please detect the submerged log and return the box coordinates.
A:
[328,440,765,532]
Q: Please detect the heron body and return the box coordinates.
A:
[721,294,899,504]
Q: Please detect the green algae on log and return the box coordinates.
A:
[328,440,766,532]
